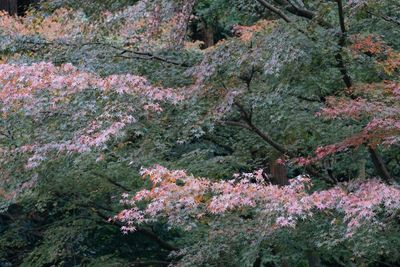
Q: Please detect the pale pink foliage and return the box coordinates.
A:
[97,0,196,50]
[0,62,184,168]
[0,62,183,111]
[168,0,197,48]
[298,38,400,164]
[0,0,196,50]
[0,8,92,41]
[295,81,400,164]
[116,166,400,235]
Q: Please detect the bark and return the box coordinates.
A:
[0,0,17,15]
[256,0,292,23]
[201,22,214,48]
[307,250,321,267]
[334,0,353,89]
[368,147,394,184]
[254,0,394,183]
[127,260,171,267]
[336,0,347,35]
[357,159,366,180]
[274,0,315,20]
[228,102,334,183]
[20,40,191,67]
[270,158,289,185]
[253,256,262,267]
[95,210,179,251]
[280,258,290,267]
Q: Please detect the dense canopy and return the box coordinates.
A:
[0,0,399,266]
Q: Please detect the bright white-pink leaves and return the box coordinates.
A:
[116,166,400,236]
[0,62,184,168]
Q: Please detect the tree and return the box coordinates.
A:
[0,0,399,266]
[116,165,400,266]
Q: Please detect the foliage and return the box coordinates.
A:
[0,0,399,266]
[117,165,400,266]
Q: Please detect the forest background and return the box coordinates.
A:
[0,0,399,266]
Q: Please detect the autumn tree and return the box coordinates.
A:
[0,0,399,266]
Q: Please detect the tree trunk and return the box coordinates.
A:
[368,147,394,184]
[201,22,214,48]
[270,158,288,185]
[0,0,18,15]
[280,258,290,267]
[307,250,321,267]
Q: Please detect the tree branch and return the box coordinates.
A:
[256,0,292,22]
[95,210,179,251]
[368,147,395,184]
[92,171,131,192]
[136,227,179,251]
[234,102,288,155]
[275,0,315,20]
[226,102,334,183]
[336,0,347,36]
[367,10,400,26]
[334,0,352,89]
[219,120,252,130]
[127,260,171,266]
[19,40,190,67]
[258,0,332,28]
[255,0,351,89]
[124,50,190,67]
[334,53,352,89]
[254,0,393,183]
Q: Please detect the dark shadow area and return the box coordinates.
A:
[0,0,39,16]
